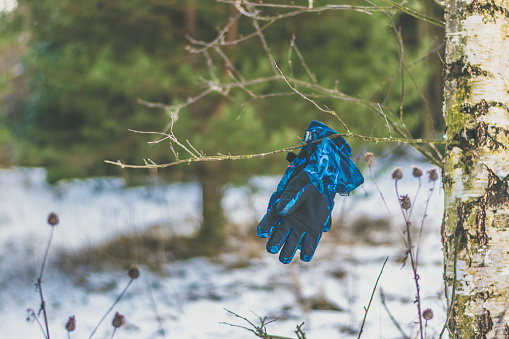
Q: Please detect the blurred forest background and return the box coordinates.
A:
[0,0,444,250]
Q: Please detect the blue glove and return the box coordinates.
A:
[258,121,364,264]
[265,121,353,231]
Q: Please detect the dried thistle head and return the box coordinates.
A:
[399,195,411,210]
[428,169,438,182]
[65,315,76,332]
[423,308,434,320]
[47,212,59,227]
[128,265,140,280]
[112,312,126,328]
[392,167,403,180]
[412,165,423,178]
[364,152,374,167]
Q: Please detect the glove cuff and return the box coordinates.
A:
[305,120,352,157]
[304,138,364,196]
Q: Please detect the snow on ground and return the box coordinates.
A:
[0,156,447,339]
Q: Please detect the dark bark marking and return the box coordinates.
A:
[476,122,489,147]
[451,123,507,162]
[445,56,489,81]
[454,202,474,263]
[462,100,509,119]
[477,193,488,246]
[476,290,491,301]
[443,174,453,189]
[471,0,482,13]
[467,0,509,19]
[485,166,509,206]
[504,323,509,339]
[475,308,493,339]
[452,166,509,250]
[457,202,466,236]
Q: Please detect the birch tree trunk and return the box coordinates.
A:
[442,0,509,336]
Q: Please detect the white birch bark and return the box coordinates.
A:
[442,0,509,336]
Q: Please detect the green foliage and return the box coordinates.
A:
[3,0,441,182]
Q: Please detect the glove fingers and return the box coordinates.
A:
[301,232,320,262]
[257,207,280,238]
[266,221,291,254]
[279,227,305,264]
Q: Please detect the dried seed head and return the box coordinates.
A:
[412,166,423,178]
[47,212,59,226]
[364,152,374,167]
[128,265,140,280]
[423,308,434,320]
[112,312,126,328]
[392,167,403,180]
[428,169,438,182]
[399,195,411,210]
[65,316,76,332]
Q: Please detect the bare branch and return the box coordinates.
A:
[106,132,454,170]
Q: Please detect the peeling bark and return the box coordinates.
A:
[443,0,509,336]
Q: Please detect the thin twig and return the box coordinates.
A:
[27,308,48,339]
[378,0,445,27]
[290,36,317,83]
[145,276,167,339]
[357,257,388,338]
[89,278,134,339]
[380,289,410,339]
[369,166,408,247]
[274,61,349,132]
[221,309,296,339]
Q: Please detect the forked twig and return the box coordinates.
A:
[221,309,298,339]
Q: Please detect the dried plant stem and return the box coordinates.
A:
[395,179,424,339]
[407,222,424,339]
[36,226,55,339]
[368,166,408,247]
[28,308,48,339]
[415,180,435,266]
[357,257,388,339]
[146,276,167,339]
[89,278,134,339]
[380,289,410,339]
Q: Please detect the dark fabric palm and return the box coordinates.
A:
[258,120,364,264]
[258,171,329,264]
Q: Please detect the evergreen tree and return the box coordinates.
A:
[2,0,437,249]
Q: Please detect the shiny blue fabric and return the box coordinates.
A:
[304,138,364,197]
[258,121,364,263]
[267,120,352,210]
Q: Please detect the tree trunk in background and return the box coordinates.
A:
[442,0,509,336]
[196,162,229,252]
[184,5,239,252]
